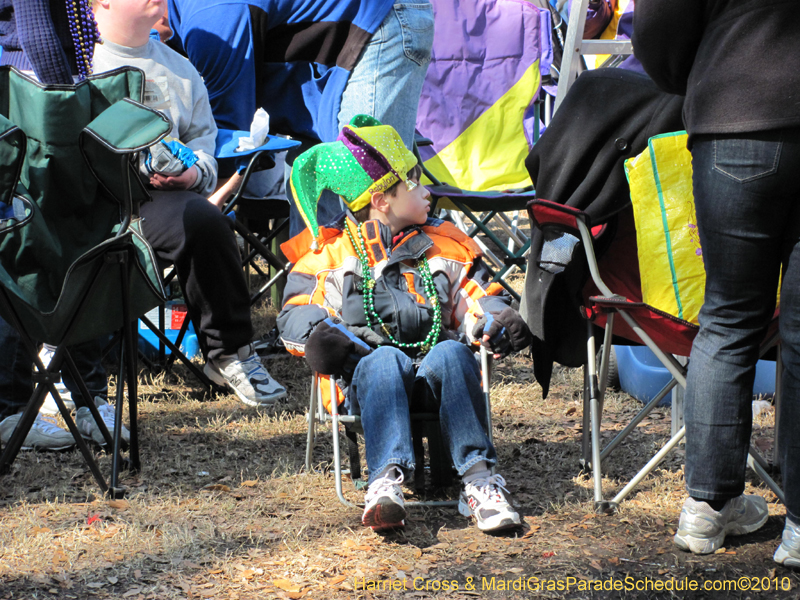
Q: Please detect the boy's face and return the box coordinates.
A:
[385,169,431,231]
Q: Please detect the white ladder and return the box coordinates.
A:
[553,0,633,113]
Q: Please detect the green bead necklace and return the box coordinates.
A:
[345,221,442,352]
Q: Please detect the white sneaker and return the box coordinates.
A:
[0,413,75,451]
[75,397,130,447]
[459,473,521,533]
[362,469,406,531]
[204,344,287,407]
[774,518,800,568]
[37,345,75,415]
[674,495,769,554]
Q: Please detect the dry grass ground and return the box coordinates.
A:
[1,278,797,599]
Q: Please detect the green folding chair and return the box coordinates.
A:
[0,66,170,498]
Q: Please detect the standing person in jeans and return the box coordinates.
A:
[166,0,434,236]
[634,0,800,565]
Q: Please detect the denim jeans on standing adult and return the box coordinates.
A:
[349,341,496,485]
[287,1,434,236]
[684,127,800,522]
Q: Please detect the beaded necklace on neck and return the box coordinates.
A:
[344,220,442,352]
[65,0,102,80]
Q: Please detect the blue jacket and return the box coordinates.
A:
[168,0,394,142]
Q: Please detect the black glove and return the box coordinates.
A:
[472,308,532,359]
[304,318,372,376]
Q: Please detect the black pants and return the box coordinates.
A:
[140,190,253,360]
[0,318,108,420]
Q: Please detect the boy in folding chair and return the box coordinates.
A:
[278,115,531,533]
[89,0,285,407]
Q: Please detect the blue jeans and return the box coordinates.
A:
[684,128,800,521]
[349,341,496,485]
[288,1,434,236]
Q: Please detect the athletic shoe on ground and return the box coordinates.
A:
[774,518,800,568]
[0,413,75,451]
[674,495,769,554]
[75,397,130,447]
[458,473,521,533]
[37,345,76,415]
[362,469,406,531]
[204,344,287,407]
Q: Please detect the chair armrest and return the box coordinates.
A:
[82,98,170,153]
[527,199,591,234]
[79,99,171,232]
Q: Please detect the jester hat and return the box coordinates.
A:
[290,114,418,240]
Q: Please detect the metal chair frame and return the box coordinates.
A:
[305,347,493,509]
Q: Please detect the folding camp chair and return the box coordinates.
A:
[305,347,493,509]
[215,130,300,307]
[414,0,546,300]
[0,66,170,498]
[528,193,783,513]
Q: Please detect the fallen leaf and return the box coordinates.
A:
[327,575,347,585]
[467,542,480,552]
[241,480,259,487]
[108,499,130,510]
[565,406,577,416]
[608,557,619,566]
[202,484,231,492]
[123,589,141,598]
[542,551,555,558]
[29,527,52,536]
[714,547,726,554]
[272,578,303,593]
[107,576,118,585]
[589,560,602,571]
[413,547,423,559]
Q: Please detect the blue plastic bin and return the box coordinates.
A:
[615,345,776,406]
[138,302,200,360]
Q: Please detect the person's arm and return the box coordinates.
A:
[277,265,337,357]
[177,77,219,196]
[632,0,707,96]
[207,172,243,209]
[173,3,257,132]
[13,0,73,84]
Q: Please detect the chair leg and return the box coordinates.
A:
[304,374,318,472]
[585,321,611,513]
[425,422,453,489]
[345,426,362,483]
[139,314,214,389]
[330,378,357,508]
[411,420,426,493]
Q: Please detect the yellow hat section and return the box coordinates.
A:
[421,60,539,192]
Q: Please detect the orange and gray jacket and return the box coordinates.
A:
[278,214,511,365]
